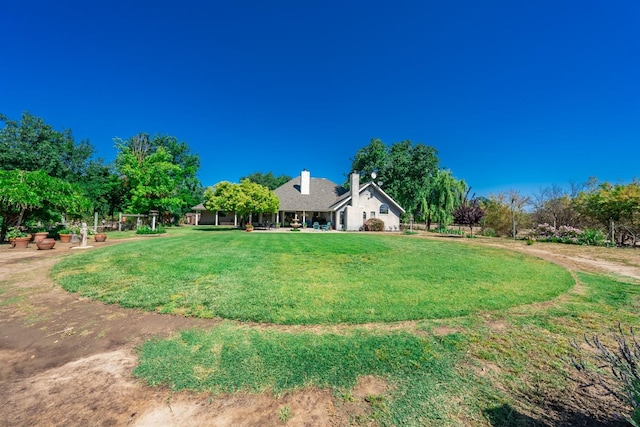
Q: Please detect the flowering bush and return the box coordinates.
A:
[363,218,385,231]
[530,223,606,246]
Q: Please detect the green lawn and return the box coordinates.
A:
[51,229,573,324]
[49,228,640,425]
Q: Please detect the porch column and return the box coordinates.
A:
[234,213,238,227]
[215,211,219,226]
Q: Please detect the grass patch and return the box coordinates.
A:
[134,322,474,425]
[134,271,640,425]
[51,230,573,324]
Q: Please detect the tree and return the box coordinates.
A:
[350,138,388,184]
[0,111,127,219]
[240,171,292,190]
[482,191,530,238]
[0,111,94,182]
[349,138,440,217]
[203,179,279,222]
[531,184,579,229]
[452,194,485,236]
[115,133,201,221]
[421,169,467,230]
[0,169,90,241]
[575,180,640,245]
[80,162,126,217]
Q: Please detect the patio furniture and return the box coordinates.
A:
[321,221,331,231]
[313,222,320,231]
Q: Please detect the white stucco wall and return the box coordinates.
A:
[340,187,402,231]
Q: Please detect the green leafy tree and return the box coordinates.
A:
[204,179,279,222]
[420,169,467,230]
[0,111,126,219]
[115,133,201,221]
[482,191,530,237]
[240,172,292,190]
[350,138,388,184]
[0,111,94,182]
[349,138,440,217]
[0,169,90,241]
[575,181,640,245]
[80,162,126,217]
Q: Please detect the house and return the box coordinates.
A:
[275,170,405,230]
[189,170,405,231]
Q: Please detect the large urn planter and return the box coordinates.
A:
[32,232,49,243]
[36,238,56,250]
[94,233,107,242]
[59,233,72,243]
[11,237,31,249]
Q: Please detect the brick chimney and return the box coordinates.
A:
[350,172,360,207]
[301,169,310,195]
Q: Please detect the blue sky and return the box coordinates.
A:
[1,1,638,196]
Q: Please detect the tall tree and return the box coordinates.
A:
[350,138,388,183]
[421,169,467,230]
[115,133,201,221]
[240,171,292,190]
[80,162,126,217]
[0,111,94,182]
[482,191,530,238]
[575,180,640,245]
[531,184,579,229]
[349,139,440,217]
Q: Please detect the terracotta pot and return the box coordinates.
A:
[59,234,72,243]
[36,238,56,250]
[32,232,49,243]
[12,236,30,249]
[94,233,107,242]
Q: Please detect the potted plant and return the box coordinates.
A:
[58,228,73,243]
[7,227,31,249]
[94,231,107,242]
[245,222,254,232]
[30,226,49,243]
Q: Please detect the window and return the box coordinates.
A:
[363,212,367,220]
[379,203,389,214]
[370,211,375,218]
[340,211,344,225]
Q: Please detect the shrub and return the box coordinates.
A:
[479,228,497,237]
[433,226,464,235]
[136,225,167,235]
[363,218,385,232]
[570,324,640,426]
[578,229,607,246]
[530,223,607,246]
[7,227,29,239]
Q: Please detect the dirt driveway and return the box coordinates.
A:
[1,237,638,426]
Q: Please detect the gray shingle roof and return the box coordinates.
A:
[274,177,347,211]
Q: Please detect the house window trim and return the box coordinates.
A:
[379,203,389,215]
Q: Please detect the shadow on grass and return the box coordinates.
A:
[190,226,240,232]
[484,402,628,427]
